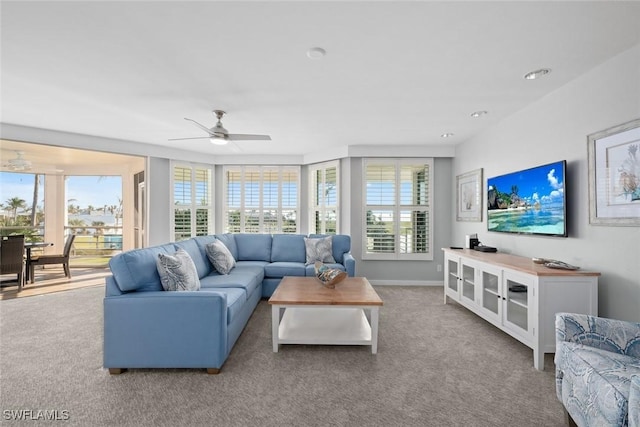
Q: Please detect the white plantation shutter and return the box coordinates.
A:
[223,166,300,234]
[171,164,213,241]
[363,159,433,260]
[281,168,298,233]
[226,170,241,233]
[309,161,339,234]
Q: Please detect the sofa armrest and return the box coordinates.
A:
[343,252,356,277]
[104,291,228,369]
[555,312,640,357]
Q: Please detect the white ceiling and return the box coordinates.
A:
[2,1,640,159]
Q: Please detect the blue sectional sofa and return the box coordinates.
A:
[103,233,354,374]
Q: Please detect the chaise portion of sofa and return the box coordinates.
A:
[103,233,354,374]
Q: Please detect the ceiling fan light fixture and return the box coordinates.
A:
[209,136,228,146]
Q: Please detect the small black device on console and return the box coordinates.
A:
[474,245,497,253]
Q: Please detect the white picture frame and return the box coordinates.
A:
[456,168,483,222]
[588,118,640,226]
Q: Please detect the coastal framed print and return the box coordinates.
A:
[588,118,640,226]
[456,168,482,222]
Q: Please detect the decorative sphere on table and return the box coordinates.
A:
[314,261,347,288]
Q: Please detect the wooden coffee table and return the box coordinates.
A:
[268,276,383,354]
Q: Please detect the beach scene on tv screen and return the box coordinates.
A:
[487,161,566,235]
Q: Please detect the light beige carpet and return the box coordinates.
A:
[0,285,565,426]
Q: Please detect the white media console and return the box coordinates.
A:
[442,248,599,370]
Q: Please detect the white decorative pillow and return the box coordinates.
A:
[205,240,236,275]
[156,248,200,291]
[304,236,336,265]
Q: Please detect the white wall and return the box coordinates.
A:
[147,157,171,246]
[452,44,640,322]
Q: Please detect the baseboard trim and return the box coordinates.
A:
[368,280,444,287]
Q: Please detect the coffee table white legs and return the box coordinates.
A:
[272,305,281,352]
[370,306,379,354]
[271,305,379,353]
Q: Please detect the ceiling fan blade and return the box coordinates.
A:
[228,141,244,153]
[227,134,272,141]
[184,118,213,135]
[168,137,211,141]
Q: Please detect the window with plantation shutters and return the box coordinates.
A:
[363,159,433,260]
[309,161,339,235]
[171,164,213,241]
[223,166,300,234]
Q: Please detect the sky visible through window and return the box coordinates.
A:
[1,172,121,211]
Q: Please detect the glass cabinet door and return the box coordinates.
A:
[479,266,501,323]
[503,271,535,343]
[446,258,459,293]
[460,261,476,304]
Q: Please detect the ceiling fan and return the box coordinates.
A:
[3,151,32,171]
[169,110,271,145]
[2,150,64,174]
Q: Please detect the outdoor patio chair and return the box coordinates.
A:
[0,235,26,289]
[28,234,76,284]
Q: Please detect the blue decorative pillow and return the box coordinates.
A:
[205,240,236,275]
[304,236,336,265]
[156,248,200,291]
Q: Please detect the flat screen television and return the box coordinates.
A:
[487,160,567,237]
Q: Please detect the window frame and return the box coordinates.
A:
[308,160,340,235]
[222,165,301,234]
[362,158,434,261]
[170,162,214,241]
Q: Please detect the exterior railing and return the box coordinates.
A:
[0,225,122,268]
[65,226,122,267]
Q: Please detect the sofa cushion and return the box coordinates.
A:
[309,234,351,264]
[558,341,640,426]
[192,235,218,276]
[213,234,239,260]
[264,262,306,278]
[201,288,246,325]
[235,233,272,262]
[109,243,177,292]
[304,236,336,265]
[271,234,306,263]
[156,248,201,292]
[199,265,263,298]
[174,238,211,278]
[205,240,236,275]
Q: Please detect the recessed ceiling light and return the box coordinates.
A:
[470,110,488,118]
[440,133,454,138]
[524,68,551,80]
[306,47,326,59]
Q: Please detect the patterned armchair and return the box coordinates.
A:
[555,313,640,427]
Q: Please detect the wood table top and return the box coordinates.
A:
[442,248,601,277]
[268,276,383,306]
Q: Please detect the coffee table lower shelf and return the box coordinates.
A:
[272,306,379,353]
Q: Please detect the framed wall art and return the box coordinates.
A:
[456,168,483,222]
[588,118,640,226]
